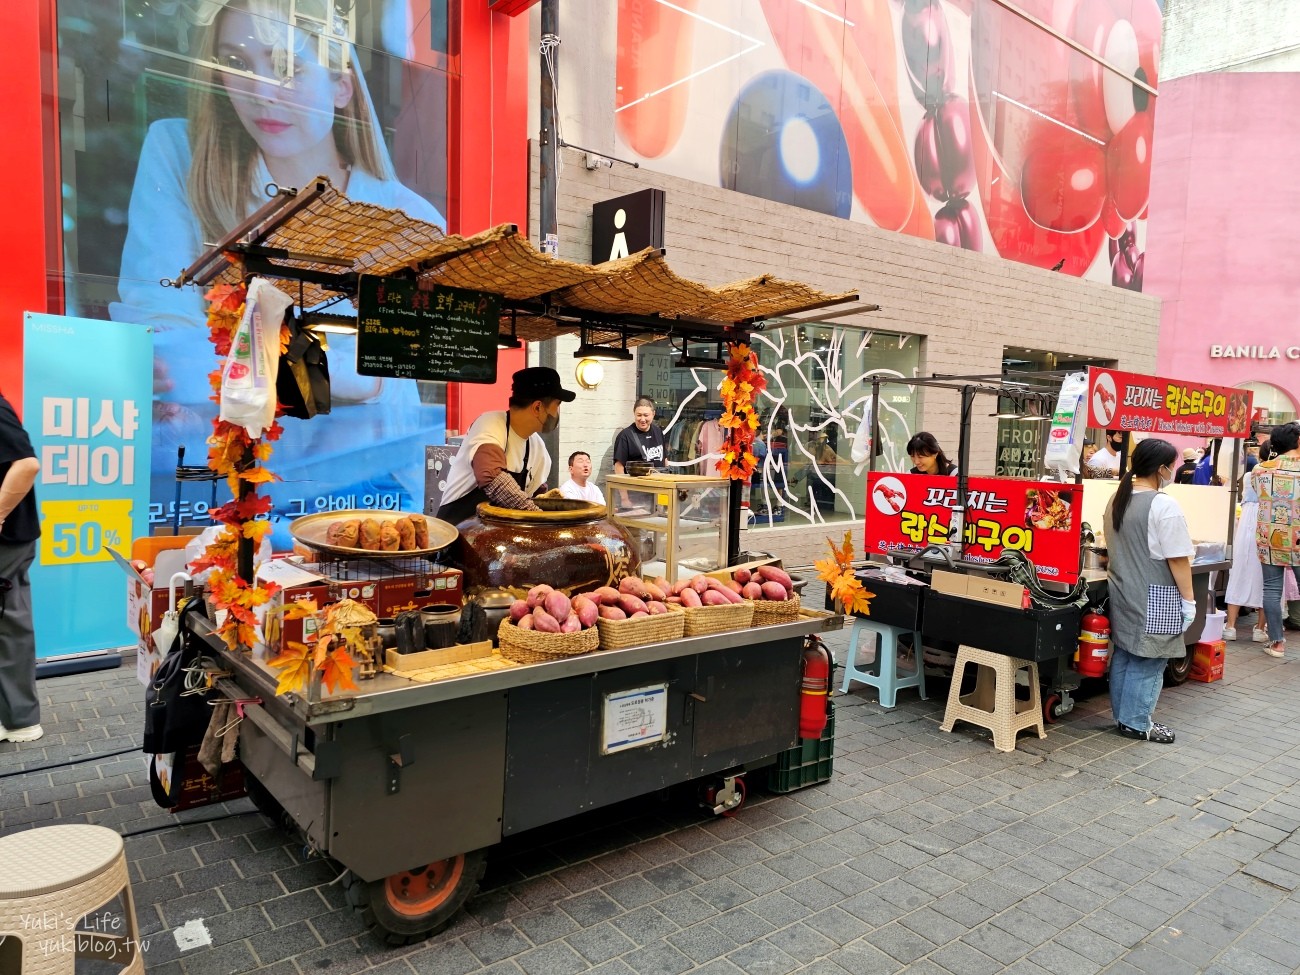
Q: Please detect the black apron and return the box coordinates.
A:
[437,415,531,525]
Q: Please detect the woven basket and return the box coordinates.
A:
[751,593,802,625]
[682,600,755,637]
[597,604,685,650]
[497,618,599,665]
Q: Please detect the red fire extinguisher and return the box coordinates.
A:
[1076,609,1110,679]
[799,637,833,739]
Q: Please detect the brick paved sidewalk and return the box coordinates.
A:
[3,597,1299,975]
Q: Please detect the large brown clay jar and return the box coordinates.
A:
[454,499,641,596]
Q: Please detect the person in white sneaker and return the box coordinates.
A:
[1222,465,1267,643]
[1252,422,1300,659]
[0,392,43,743]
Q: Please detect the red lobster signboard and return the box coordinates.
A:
[1086,367,1253,439]
[866,472,1083,584]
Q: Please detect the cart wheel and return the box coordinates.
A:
[345,850,487,945]
[721,777,746,818]
[1043,694,1061,725]
[1164,653,1192,687]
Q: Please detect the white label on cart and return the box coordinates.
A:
[601,684,668,754]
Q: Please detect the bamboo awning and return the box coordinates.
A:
[172,177,859,344]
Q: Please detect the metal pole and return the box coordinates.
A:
[538,0,561,466]
[727,481,743,567]
[539,0,559,258]
[869,377,881,473]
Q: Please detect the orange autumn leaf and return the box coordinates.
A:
[319,645,358,695]
[268,641,314,696]
[243,519,272,543]
[846,583,874,617]
[240,466,280,485]
[814,556,841,585]
[268,598,319,621]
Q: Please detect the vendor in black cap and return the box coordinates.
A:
[436,367,576,524]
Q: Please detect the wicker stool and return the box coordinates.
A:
[840,618,926,709]
[939,645,1046,752]
[0,825,144,975]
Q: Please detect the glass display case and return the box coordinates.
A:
[606,473,729,584]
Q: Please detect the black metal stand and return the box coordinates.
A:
[726,480,743,567]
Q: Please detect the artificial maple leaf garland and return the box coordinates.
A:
[716,342,767,481]
[815,531,874,617]
[200,280,283,653]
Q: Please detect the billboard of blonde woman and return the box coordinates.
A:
[58,0,451,545]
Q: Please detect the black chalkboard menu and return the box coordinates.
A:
[355,275,501,383]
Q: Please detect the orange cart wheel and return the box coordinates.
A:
[1043,694,1061,725]
[345,849,487,944]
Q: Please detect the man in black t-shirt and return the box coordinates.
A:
[0,392,42,743]
[613,396,666,474]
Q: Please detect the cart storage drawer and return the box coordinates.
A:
[922,591,1081,662]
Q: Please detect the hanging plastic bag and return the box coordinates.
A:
[220,277,293,437]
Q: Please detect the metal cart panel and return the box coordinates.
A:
[692,639,800,769]
[329,692,508,882]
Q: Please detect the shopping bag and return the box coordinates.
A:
[276,310,331,419]
[220,277,293,437]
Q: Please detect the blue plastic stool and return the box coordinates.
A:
[840,618,927,708]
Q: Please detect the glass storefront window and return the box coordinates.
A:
[635,325,921,529]
[1239,381,1298,426]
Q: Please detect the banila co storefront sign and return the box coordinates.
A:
[592,188,665,264]
[1210,345,1300,359]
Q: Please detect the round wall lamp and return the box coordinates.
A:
[575,358,605,390]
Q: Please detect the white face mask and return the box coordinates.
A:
[1157,465,1172,489]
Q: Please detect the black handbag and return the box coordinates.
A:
[277,310,331,419]
[142,597,216,755]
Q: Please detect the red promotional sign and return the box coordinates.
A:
[1086,367,1253,438]
[866,473,1083,583]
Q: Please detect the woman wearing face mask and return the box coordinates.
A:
[436,369,576,524]
[1103,438,1195,744]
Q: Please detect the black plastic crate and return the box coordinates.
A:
[767,700,835,793]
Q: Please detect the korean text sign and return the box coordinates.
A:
[24,314,152,657]
[1086,367,1253,438]
[866,473,1082,584]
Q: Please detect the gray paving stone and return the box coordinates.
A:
[621,940,692,975]
[557,891,622,928]
[248,919,323,964]
[928,940,1005,975]
[725,938,800,975]
[513,905,580,946]
[863,920,935,964]
[823,939,903,974]
[804,906,869,947]
[666,922,737,964]
[708,906,777,944]
[610,905,678,947]
[514,940,589,975]
[461,924,532,966]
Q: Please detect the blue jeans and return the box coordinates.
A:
[1261,564,1300,642]
[1108,646,1170,733]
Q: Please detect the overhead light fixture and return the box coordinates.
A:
[572,322,633,361]
[498,309,522,349]
[575,358,605,389]
[303,313,358,334]
[672,337,726,370]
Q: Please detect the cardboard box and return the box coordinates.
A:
[119,536,196,686]
[1188,640,1225,683]
[929,570,1029,610]
[314,563,464,618]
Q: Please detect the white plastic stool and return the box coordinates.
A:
[840,617,927,708]
[940,645,1046,752]
[0,824,144,975]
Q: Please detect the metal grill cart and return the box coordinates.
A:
[847,366,1246,724]
[150,177,862,941]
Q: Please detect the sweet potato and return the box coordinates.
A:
[593,586,622,606]
[526,584,554,609]
[617,594,648,616]
[560,613,582,634]
[701,589,731,606]
[724,579,743,594]
[742,581,763,600]
[646,601,668,615]
[705,578,743,603]
[671,580,690,596]
[690,574,710,594]
[679,588,702,608]
[517,615,535,631]
[532,608,562,632]
[665,596,682,605]
[630,611,650,619]
[543,590,572,622]
[509,599,531,622]
[761,581,789,601]
[619,576,649,599]
[643,581,667,602]
[756,565,794,590]
[654,576,671,594]
[599,605,628,621]
[732,567,752,585]
[572,595,599,628]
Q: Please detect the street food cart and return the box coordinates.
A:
[847,366,1247,721]
[141,177,859,941]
